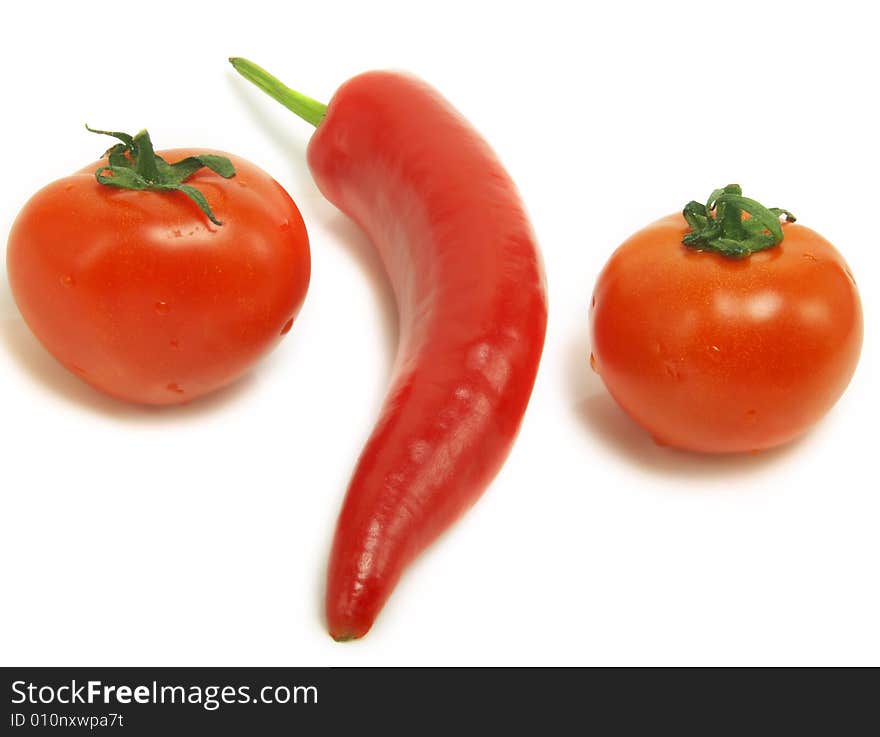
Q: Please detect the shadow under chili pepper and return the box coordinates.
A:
[566,321,807,478]
[0,315,259,422]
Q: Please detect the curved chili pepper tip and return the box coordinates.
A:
[331,631,358,643]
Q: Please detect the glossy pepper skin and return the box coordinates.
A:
[307,72,548,640]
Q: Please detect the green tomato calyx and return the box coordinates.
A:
[85,126,236,226]
[682,184,796,258]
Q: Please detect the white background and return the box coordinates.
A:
[1,0,877,666]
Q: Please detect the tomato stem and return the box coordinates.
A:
[682,185,796,258]
[85,126,236,226]
[228,57,328,128]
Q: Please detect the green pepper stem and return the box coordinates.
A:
[229,57,327,128]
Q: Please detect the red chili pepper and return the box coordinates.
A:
[231,58,548,640]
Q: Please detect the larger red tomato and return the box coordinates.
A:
[589,195,862,453]
[6,135,309,405]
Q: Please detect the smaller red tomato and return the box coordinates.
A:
[589,185,863,453]
[6,128,310,405]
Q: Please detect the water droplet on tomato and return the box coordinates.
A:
[60,275,74,287]
[802,252,817,261]
[280,220,291,231]
[280,318,294,336]
[589,352,598,373]
[155,301,170,315]
[166,382,184,394]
